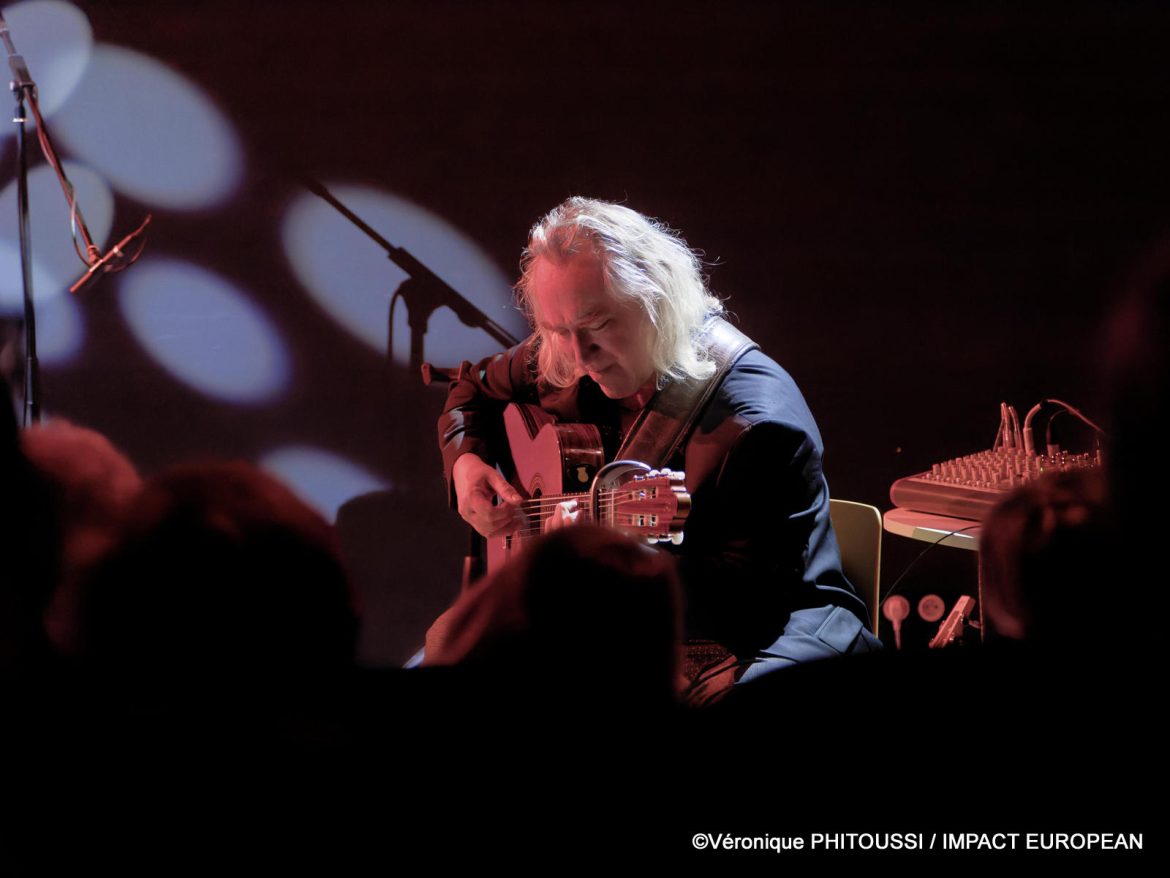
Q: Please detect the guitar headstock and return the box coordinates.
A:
[604,468,691,545]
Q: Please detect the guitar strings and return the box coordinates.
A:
[514,498,664,517]
[504,484,684,538]
[513,481,682,509]
[510,499,682,538]
[514,493,673,511]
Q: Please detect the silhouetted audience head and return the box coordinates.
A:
[20,419,142,655]
[77,460,358,697]
[1,404,65,674]
[1103,235,1170,547]
[979,468,1111,643]
[425,525,683,708]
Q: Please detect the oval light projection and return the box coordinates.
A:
[259,445,392,523]
[51,44,242,210]
[118,258,289,403]
[0,0,93,121]
[0,162,113,313]
[0,271,85,363]
[32,289,83,364]
[281,186,527,365]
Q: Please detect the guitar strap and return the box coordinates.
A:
[614,316,758,468]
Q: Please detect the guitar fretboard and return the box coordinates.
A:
[513,490,627,537]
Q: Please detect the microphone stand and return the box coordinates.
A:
[4,26,40,425]
[297,176,521,591]
[296,176,519,375]
[1,13,151,426]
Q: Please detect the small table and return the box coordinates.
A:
[882,507,981,551]
[882,506,984,643]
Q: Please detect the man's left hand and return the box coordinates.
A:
[543,499,581,533]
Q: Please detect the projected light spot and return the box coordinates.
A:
[32,290,83,364]
[281,186,526,365]
[52,45,242,210]
[0,0,93,120]
[0,270,84,362]
[259,446,392,523]
[118,258,288,403]
[0,162,113,313]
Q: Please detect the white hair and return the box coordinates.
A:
[516,197,724,389]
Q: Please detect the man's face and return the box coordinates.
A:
[528,253,656,401]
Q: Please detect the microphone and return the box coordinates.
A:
[69,214,152,295]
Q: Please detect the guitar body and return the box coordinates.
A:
[485,403,690,575]
[485,403,606,574]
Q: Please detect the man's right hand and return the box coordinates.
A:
[452,453,524,538]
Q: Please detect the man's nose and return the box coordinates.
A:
[571,330,598,364]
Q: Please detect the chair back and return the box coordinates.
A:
[829,498,882,635]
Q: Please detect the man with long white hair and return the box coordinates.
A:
[438,197,878,700]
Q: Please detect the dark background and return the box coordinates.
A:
[12,0,1170,662]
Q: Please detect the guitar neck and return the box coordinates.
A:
[517,491,615,526]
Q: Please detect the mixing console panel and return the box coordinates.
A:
[890,448,1102,521]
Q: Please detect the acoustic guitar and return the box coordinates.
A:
[485,402,691,575]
